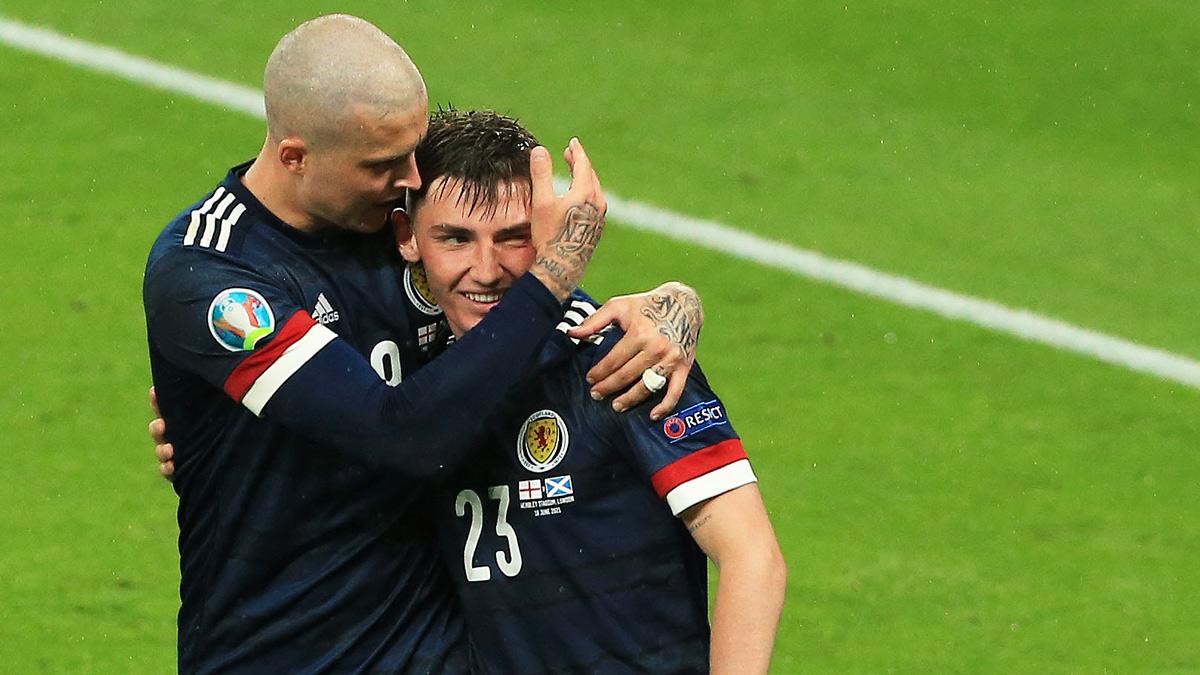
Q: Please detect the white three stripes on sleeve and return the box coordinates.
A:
[241,324,338,416]
[555,299,602,344]
[184,187,225,246]
[216,203,245,252]
[199,192,235,248]
[183,186,244,253]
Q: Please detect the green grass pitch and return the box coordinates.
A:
[1,2,1197,672]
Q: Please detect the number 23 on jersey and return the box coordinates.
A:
[455,486,523,582]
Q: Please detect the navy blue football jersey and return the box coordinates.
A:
[143,162,565,674]
[432,296,757,674]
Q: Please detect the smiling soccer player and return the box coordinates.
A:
[396,109,788,675]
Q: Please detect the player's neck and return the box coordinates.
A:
[242,150,320,233]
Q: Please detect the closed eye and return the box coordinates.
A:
[496,223,532,246]
[363,153,412,172]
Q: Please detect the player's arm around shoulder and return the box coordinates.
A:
[682,484,787,675]
[567,281,705,420]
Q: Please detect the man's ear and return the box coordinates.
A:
[392,208,421,262]
[278,137,308,174]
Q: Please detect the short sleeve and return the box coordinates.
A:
[144,250,337,415]
[615,360,756,516]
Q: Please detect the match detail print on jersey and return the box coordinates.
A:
[223,311,338,416]
[650,439,756,515]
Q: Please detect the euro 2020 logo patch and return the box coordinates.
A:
[404,263,442,316]
[208,288,275,352]
[517,409,570,473]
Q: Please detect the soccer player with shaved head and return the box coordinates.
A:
[253,15,428,233]
[143,14,705,673]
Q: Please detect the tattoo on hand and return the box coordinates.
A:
[641,284,703,361]
[534,202,604,297]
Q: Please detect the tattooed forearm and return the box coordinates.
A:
[532,255,573,298]
[640,282,704,360]
[532,202,605,299]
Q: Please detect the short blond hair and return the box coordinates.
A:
[262,14,426,148]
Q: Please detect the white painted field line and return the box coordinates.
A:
[586,188,1200,390]
[4,16,1199,391]
[0,17,265,118]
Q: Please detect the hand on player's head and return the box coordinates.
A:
[528,138,607,300]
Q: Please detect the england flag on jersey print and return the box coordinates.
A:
[518,480,542,501]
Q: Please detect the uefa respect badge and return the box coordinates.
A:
[208,288,275,352]
[661,399,727,443]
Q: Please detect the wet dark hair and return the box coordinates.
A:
[407,107,540,218]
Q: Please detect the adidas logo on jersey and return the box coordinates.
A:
[311,293,340,325]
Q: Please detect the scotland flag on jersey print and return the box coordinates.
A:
[545,475,573,497]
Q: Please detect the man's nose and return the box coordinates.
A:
[393,154,421,191]
[471,245,503,285]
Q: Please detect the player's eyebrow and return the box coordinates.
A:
[494,223,531,238]
[430,223,530,240]
[361,133,423,168]
[360,150,412,168]
[432,223,472,237]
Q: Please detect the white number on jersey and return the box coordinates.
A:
[455,486,523,582]
[369,340,403,386]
